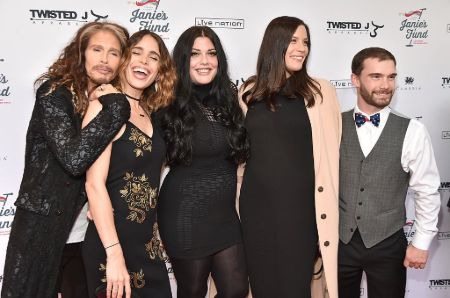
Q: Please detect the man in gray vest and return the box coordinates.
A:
[338,47,441,298]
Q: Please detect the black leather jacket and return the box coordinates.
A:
[15,80,130,216]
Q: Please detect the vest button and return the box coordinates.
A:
[324,241,330,247]
[55,209,63,216]
[321,214,327,219]
[318,186,324,192]
[360,187,364,192]
[358,202,362,206]
[350,228,354,232]
[357,216,361,220]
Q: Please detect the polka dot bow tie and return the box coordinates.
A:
[354,112,380,127]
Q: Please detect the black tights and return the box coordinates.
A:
[171,244,249,298]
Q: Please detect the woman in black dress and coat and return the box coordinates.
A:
[239,16,341,298]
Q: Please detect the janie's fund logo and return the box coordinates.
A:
[0,71,12,105]
[0,192,15,236]
[399,8,429,47]
[129,0,170,37]
[403,219,415,241]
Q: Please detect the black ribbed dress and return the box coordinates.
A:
[158,87,242,259]
[239,93,317,298]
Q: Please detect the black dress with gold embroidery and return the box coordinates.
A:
[83,120,171,297]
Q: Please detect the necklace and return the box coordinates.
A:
[124,93,141,101]
[124,93,145,117]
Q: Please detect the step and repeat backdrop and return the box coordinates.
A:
[0,0,449,297]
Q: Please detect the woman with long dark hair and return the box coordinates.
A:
[239,16,341,298]
[82,30,176,298]
[158,26,249,298]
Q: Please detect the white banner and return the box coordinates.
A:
[1,0,449,297]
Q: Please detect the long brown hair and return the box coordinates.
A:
[243,16,322,110]
[35,22,129,115]
[118,30,176,112]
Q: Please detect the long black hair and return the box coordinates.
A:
[162,26,249,166]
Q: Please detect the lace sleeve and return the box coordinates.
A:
[37,88,130,176]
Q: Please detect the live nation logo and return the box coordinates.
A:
[0,192,15,236]
[129,0,170,37]
[397,76,421,91]
[326,20,384,38]
[0,67,12,105]
[29,9,108,25]
[399,8,429,47]
[442,77,450,89]
[330,79,353,89]
[195,17,245,30]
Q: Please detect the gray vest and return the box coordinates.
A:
[339,109,411,248]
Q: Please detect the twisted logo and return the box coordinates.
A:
[326,21,384,38]
[429,279,450,289]
[29,9,108,24]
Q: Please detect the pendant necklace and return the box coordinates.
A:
[124,93,145,117]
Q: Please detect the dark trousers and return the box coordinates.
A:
[56,242,88,298]
[338,228,407,298]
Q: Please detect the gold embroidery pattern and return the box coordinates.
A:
[145,222,168,261]
[130,269,145,288]
[99,263,107,283]
[119,172,158,223]
[129,128,152,157]
[98,263,145,288]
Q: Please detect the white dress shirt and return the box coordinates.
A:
[66,202,89,243]
[353,105,441,250]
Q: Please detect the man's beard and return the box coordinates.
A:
[88,65,116,86]
[360,84,394,109]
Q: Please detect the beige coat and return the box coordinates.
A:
[209,78,341,298]
[306,78,341,298]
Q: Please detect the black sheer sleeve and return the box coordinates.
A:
[36,85,130,176]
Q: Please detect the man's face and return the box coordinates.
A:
[351,57,397,113]
[84,30,122,90]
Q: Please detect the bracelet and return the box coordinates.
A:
[104,242,120,250]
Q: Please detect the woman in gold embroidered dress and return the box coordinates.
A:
[82,30,176,298]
